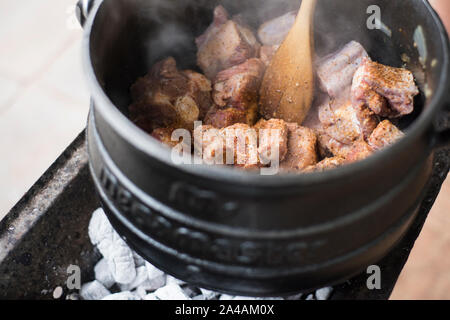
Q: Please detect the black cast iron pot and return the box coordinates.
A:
[80,0,450,296]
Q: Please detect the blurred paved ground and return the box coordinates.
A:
[0,0,89,217]
[0,0,448,300]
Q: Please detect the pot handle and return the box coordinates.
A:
[76,0,97,27]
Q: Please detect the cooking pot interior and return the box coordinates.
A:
[89,0,445,132]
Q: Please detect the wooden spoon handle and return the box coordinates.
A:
[259,0,318,123]
[293,0,317,29]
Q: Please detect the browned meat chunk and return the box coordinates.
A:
[194,125,226,165]
[304,100,374,161]
[316,131,353,159]
[195,5,229,48]
[303,156,346,173]
[316,41,369,99]
[195,124,259,169]
[345,139,374,163]
[129,57,212,132]
[305,102,374,163]
[303,97,339,158]
[368,120,404,151]
[254,119,289,164]
[318,99,363,145]
[196,120,292,169]
[213,58,265,110]
[352,58,419,118]
[318,98,379,144]
[257,11,296,46]
[204,105,257,129]
[353,102,380,140]
[183,70,213,119]
[281,123,318,171]
[205,58,265,128]
[151,127,178,148]
[196,6,260,80]
[221,123,259,169]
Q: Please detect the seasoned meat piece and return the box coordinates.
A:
[196,8,260,80]
[183,70,213,119]
[303,97,339,158]
[345,139,374,163]
[204,105,257,129]
[317,97,378,145]
[318,99,362,145]
[303,156,346,173]
[151,127,178,148]
[221,123,259,169]
[129,57,212,131]
[368,120,404,151]
[354,82,390,116]
[303,97,354,158]
[205,58,264,128]
[352,58,419,118]
[173,95,200,125]
[257,11,296,46]
[213,58,265,110]
[130,93,178,133]
[254,119,289,164]
[194,125,226,165]
[314,92,378,144]
[316,41,369,99]
[304,99,362,160]
[281,123,318,171]
[195,124,259,169]
[195,6,229,49]
[316,131,353,159]
[353,102,379,140]
[259,45,278,66]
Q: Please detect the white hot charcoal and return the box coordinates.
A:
[133,251,146,267]
[94,258,115,289]
[200,288,218,300]
[80,280,111,300]
[139,277,166,293]
[145,261,165,279]
[100,235,137,285]
[119,266,149,291]
[154,284,191,300]
[134,286,148,300]
[88,209,136,284]
[85,209,336,301]
[144,293,160,300]
[143,261,166,291]
[166,275,186,286]
[315,287,333,300]
[102,291,140,300]
[88,208,115,246]
[232,296,258,300]
[285,293,303,300]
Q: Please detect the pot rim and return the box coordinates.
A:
[82,0,450,187]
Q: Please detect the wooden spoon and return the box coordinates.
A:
[259,0,317,124]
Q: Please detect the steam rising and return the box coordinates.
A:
[128,0,382,71]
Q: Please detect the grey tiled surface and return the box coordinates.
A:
[0,0,89,218]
